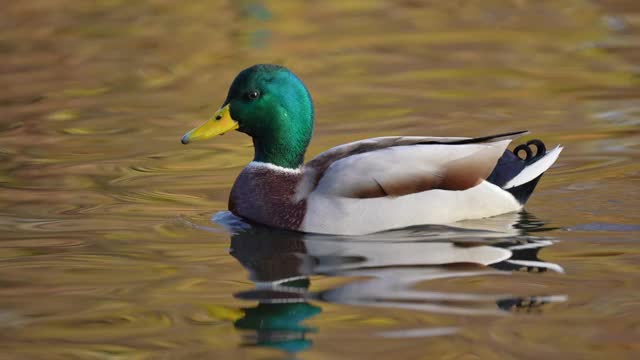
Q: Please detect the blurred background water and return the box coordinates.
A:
[1,0,639,359]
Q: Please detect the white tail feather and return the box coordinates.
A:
[503,146,563,189]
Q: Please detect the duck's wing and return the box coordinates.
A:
[302,131,528,199]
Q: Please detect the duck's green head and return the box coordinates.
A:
[181,64,314,169]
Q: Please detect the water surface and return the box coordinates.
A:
[1,1,639,359]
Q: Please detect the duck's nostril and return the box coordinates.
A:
[215,115,222,120]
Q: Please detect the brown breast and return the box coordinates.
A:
[229,164,307,231]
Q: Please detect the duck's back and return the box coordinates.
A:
[298,132,561,235]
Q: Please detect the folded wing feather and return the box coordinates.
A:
[304,133,525,199]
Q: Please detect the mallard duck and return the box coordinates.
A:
[181,64,562,235]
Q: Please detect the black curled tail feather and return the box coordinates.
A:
[513,140,546,163]
[487,139,548,205]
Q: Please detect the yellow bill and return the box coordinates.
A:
[181,104,239,144]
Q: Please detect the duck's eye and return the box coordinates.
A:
[247,90,260,100]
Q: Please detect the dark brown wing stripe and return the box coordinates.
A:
[416,130,529,145]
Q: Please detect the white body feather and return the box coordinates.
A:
[504,146,563,188]
[302,181,522,235]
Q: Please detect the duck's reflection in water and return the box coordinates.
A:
[215,211,566,353]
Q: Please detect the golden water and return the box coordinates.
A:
[1,1,639,359]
